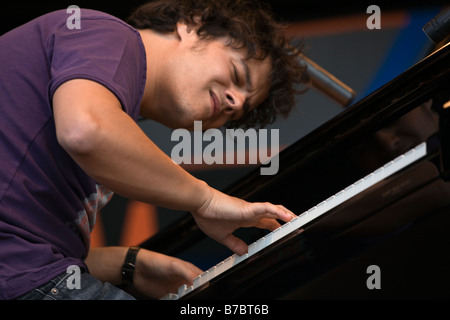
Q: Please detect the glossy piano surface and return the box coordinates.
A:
[141,43,450,299]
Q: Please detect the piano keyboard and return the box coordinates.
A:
[161,142,427,300]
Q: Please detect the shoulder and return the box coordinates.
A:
[74,8,137,33]
[45,8,144,60]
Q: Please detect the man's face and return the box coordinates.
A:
[148,22,272,130]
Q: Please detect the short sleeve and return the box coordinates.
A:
[47,13,147,121]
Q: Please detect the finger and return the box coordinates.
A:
[255,218,281,231]
[221,234,248,256]
[276,205,297,219]
[256,202,294,223]
[172,261,202,287]
[186,262,203,279]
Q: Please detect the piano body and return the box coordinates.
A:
[141,42,450,299]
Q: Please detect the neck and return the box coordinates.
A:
[138,28,179,120]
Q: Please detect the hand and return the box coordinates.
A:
[191,188,296,256]
[133,249,202,299]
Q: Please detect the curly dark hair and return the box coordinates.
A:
[127,0,308,128]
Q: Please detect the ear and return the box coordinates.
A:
[175,20,198,42]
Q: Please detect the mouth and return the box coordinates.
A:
[210,90,220,117]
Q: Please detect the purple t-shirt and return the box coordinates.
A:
[0,9,146,299]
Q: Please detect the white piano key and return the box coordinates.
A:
[248,241,258,256]
[363,173,375,189]
[333,190,346,207]
[271,222,292,246]
[373,167,384,180]
[415,142,426,157]
[222,255,234,271]
[325,195,336,208]
[207,266,217,280]
[289,214,304,231]
[178,284,188,297]
[234,253,248,265]
[263,232,273,247]
[271,226,284,243]
[163,142,428,300]
[307,206,317,218]
[193,274,202,288]
[184,285,194,295]
[281,221,293,235]
[316,201,327,214]
[201,270,210,283]
[383,160,395,177]
[160,293,178,300]
[308,202,326,221]
[215,261,226,277]
[353,178,365,193]
[298,208,316,227]
[294,212,310,229]
[343,184,356,200]
[255,236,266,251]
[227,254,238,268]
[248,237,265,256]
[263,228,276,247]
[390,155,405,173]
[404,146,415,159]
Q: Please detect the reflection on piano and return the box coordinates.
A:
[142,42,450,299]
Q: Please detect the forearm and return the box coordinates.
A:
[69,110,210,211]
[85,246,203,298]
[84,247,128,285]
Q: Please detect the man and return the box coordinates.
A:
[0,0,305,299]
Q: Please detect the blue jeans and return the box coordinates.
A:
[17,271,135,300]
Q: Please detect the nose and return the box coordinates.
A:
[224,88,245,115]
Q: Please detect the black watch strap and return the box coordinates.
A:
[121,246,141,286]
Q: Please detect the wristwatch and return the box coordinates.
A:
[121,246,141,286]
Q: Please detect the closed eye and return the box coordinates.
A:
[232,64,239,84]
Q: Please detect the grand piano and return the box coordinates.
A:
[141,39,450,299]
